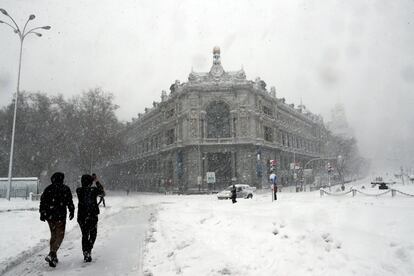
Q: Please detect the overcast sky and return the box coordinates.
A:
[1,0,413,171]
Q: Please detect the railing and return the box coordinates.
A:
[320,188,414,198]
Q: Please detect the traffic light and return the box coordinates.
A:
[327,162,333,173]
[269,159,277,173]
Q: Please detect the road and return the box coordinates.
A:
[3,205,153,276]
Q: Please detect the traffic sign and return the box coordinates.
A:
[304,169,313,177]
[206,172,216,184]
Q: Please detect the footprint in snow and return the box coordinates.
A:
[321,233,333,243]
[335,242,342,249]
[218,267,232,275]
[176,241,191,250]
[143,269,153,276]
[272,222,286,228]
[145,237,156,243]
[295,235,306,243]
[321,233,342,250]
[395,247,411,262]
[389,242,398,247]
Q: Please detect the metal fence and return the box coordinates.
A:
[0,177,39,199]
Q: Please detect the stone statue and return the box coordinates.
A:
[255,77,267,90]
[170,80,180,94]
[161,90,167,102]
[213,46,221,65]
[210,46,225,77]
[270,86,276,98]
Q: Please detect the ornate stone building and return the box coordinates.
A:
[102,47,329,191]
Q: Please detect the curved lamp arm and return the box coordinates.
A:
[0,20,18,33]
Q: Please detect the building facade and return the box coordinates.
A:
[102,47,329,191]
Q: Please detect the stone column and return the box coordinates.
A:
[231,151,237,180]
[230,110,238,138]
[200,111,206,140]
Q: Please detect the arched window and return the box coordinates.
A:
[206,101,231,138]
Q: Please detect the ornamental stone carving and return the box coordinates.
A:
[188,46,246,83]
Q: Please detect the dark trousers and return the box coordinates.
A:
[231,196,237,203]
[47,220,66,257]
[78,217,98,253]
[274,189,277,200]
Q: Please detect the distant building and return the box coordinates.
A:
[101,47,329,191]
[327,103,354,139]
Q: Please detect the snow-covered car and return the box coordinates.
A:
[217,184,256,200]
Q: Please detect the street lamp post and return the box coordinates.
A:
[0,8,51,200]
[197,142,202,191]
[337,155,343,185]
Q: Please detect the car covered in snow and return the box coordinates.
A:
[217,184,256,200]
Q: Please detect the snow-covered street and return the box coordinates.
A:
[0,194,157,275]
[1,180,414,276]
[4,206,152,276]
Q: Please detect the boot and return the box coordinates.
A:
[86,252,92,262]
[45,252,57,267]
[83,251,92,262]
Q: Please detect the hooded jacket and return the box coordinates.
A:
[39,172,75,221]
[76,174,105,220]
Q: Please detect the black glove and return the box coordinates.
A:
[40,215,46,222]
[69,212,74,220]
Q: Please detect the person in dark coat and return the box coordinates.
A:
[76,174,105,262]
[272,174,278,201]
[231,184,237,204]
[39,172,74,267]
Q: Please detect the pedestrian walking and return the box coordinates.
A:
[39,172,75,267]
[269,173,278,201]
[231,184,237,204]
[273,175,278,201]
[76,174,105,262]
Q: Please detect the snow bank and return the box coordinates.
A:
[0,198,38,212]
[144,183,414,276]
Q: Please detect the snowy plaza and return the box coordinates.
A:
[1,179,413,275]
[1,0,414,275]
